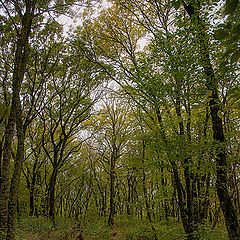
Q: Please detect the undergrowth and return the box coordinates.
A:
[16,215,75,240]
[15,215,228,240]
[82,215,228,240]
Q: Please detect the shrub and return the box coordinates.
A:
[16,215,75,240]
[194,224,228,240]
[82,217,110,240]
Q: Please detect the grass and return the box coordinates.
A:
[15,215,228,240]
[82,215,228,240]
[110,216,185,240]
[16,215,76,240]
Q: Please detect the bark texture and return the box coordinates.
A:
[0,1,35,239]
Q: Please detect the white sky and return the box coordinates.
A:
[59,0,110,35]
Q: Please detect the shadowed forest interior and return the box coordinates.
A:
[0,0,240,239]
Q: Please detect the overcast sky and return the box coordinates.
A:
[59,0,110,34]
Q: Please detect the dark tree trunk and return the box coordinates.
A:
[108,155,115,226]
[160,169,169,220]
[156,107,197,240]
[183,1,240,239]
[29,169,37,216]
[0,2,35,239]
[127,174,132,215]
[0,109,15,238]
[49,168,58,224]
[141,140,158,239]
[0,69,13,238]
[174,74,196,237]
[7,118,25,240]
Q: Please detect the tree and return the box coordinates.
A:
[0,2,37,238]
[180,0,240,239]
[39,41,103,223]
[78,1,211,238]
[88,96,133,225]
[0,1,95,239]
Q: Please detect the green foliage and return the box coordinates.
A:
[15,216,75,240]
[17,216,54,235]
[1,1,239,240]
[214,0,240,64]
[82,217,110,240]
[225,0,239,15]
[14,215,229,240]
[214,29,230,40]
[105,215,185,240]
[172,0,181,10]
[121,219,156,239]
[194,224,228,240]
[81,215,229,240]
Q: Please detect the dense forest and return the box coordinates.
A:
[0,0,239,239]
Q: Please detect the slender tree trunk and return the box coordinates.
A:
[127,174,132,215]
[29,170,37,216]
[49,168,58,224]
[160,169,169,220]
[183,1,240,239]
[155,107,197,240]
[108,155,115,226]
[174,74,196,238]
[200,174,211,222]
[91,164,107,217]
[141,140,158,240]
[0,137,3,177]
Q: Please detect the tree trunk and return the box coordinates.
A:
[160,169,169,220]
[6,117,25,240]
[141,140,158,239]
[0,108,15,239]
[127,174,132,215]
[155,107,197,240]
[29,169,37,216]
[0,2,35,239]
[183,1,240,239]
[174,73,197,237]
[49,168,58,224]
[108,155,115,226]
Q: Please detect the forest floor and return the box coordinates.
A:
[15,215,228,240]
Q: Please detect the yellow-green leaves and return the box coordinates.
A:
[217,110,224,119]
